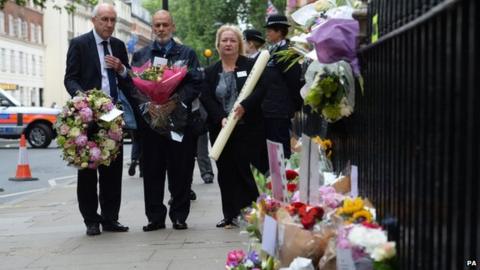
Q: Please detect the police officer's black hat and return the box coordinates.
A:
[264,14,290,28]
[243,29,265,44]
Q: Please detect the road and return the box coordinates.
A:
[0,139,132,204]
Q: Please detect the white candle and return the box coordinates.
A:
[209,50,270,161]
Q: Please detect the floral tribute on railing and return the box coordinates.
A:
[277,0,365,123]
[225,134,397,270]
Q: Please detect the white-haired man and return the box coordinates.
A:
[64,3,146,236]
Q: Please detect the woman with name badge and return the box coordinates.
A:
[200,24,267,228]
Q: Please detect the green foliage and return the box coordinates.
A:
[251,166,269,195]
[1,0,97,13]
[141,0,286,66]
[274,48,303,72]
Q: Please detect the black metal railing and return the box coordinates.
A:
[295,0,479,268]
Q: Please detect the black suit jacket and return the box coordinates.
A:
[64,31,146,109]
[200,55,266,137]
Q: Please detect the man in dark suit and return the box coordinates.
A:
[64,3,146,236]
[131,10,202,231]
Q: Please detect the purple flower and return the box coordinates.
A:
[247,251,261,265]
[74,134,88,147]
[73,99,88,110]
[89,147,101,161]
[319,186,336,195]
[79,107,93,122]
[102,102,114,111]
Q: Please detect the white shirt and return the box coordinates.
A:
[248,51,260,59]
[92,30,127,97]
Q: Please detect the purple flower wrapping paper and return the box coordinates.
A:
[307,18,361,76]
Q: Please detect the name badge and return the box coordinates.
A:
[153,57,168,67]
[237,71,248,78]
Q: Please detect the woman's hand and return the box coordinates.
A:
[233,104,245,120]
[221,118,228,127]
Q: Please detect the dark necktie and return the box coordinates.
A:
[101,41,118,102]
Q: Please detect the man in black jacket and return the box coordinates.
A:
[263,15,303,159]
[64,3,146,236]
[131,10,202,231]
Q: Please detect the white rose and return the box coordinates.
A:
[348,226,388,253]
[69,127,80,137]
[371,242,396,262]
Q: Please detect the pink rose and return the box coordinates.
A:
[87,141,98,148]
[79,107,93,122]
[73,98,88,110]
[108,130,122,141]
[89,147,101,161]
[74,134,88,147]
[59,124,70,135]
[102,102,114,111]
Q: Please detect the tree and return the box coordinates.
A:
[1,0,98,13]
[143,0,245,65]
[142,0,285,65]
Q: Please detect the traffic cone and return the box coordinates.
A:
[9,134,38,181]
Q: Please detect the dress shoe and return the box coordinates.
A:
[102,221,129,232]
[86,223,101,236]
[203,177,214,184]
[128,160,137,176]
[190,190,197,201]
[202,173,214,184]
[216,218,237,228]
[142,222,166,232]
[172,221,188,230]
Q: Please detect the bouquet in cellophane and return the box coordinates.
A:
[130,61,188,133]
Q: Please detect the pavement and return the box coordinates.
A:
[0,164,248,269]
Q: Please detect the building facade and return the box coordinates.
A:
[0,0,45,106]
[43,0,152,107]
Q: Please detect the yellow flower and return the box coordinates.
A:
[340,197,365,214]
[349,209,373,223]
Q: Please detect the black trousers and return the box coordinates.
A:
[214,129,260,220]
[142,128,196,224]
[264,118,292,159]
[77,146,123,226]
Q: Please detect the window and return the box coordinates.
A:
[0,11,5,34]
[22,21,28,40]
[10,50,15,73]
[15,18,21,38]
[8,15,13,36]
[0,48,5,71]
[30,23,36,43]
[31,55,36,75]
[36,25,42,44]
[39,56,43,76]
[19,52,24,74]
[25,53,29,75]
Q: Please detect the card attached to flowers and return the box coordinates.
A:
[267,140,288,202]
[262,215,278,257]
[336,247,356,270]
[299,134,320,205]
[100,107,123,122]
